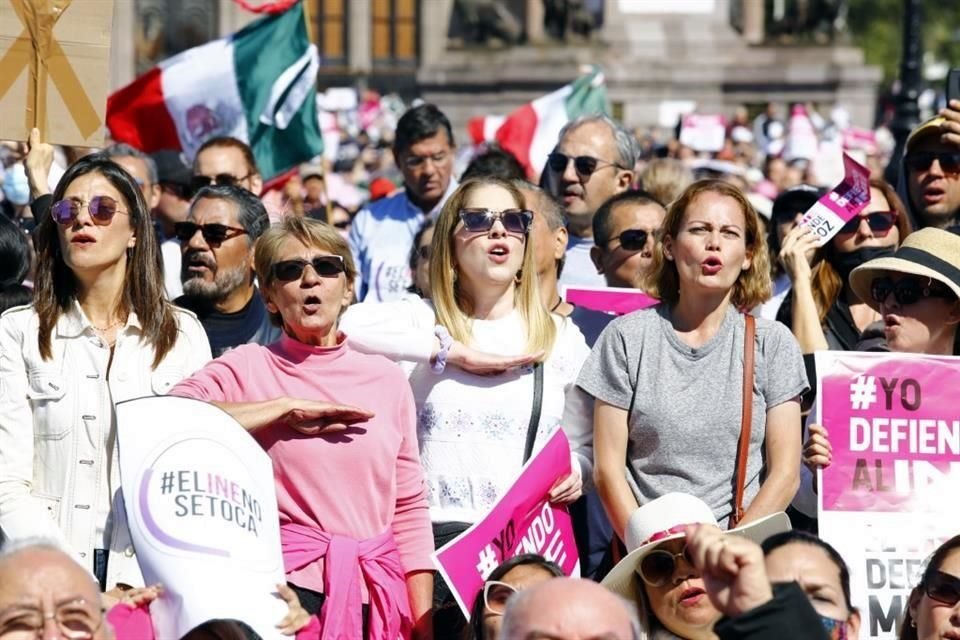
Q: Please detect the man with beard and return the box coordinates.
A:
[174,185,280,356]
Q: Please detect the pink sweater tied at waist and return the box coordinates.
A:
[280,523,412,640]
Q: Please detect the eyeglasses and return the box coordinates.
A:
[174,221,249,245]
[189,172,253,195]
[637,543,694,587]
[51,196,129,226]
[870,276,954,307]
[0,599,103,639]
[925,570,960,606]
[402,151,450,169]
[610,228,652,252]
[272,255,345,282]
[483,581,522,615]
[458,208,533,234]
[837,211,898,236]
[546,152,625,179]
[905,151,960,173]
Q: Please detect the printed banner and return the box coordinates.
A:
[816,351,960,640]
[117,396,287,640]
[432,428,580,619]
[798,152,871,246]
[679,113,727,152]
[562,284,658,316]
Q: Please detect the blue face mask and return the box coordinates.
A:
[2,163,30,206]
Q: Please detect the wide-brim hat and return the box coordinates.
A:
[906,116,945,153]
[601,493,791,609]
[850,227,960,311]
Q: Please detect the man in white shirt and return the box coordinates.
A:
[543,114,637,288]
[349,104,458,302]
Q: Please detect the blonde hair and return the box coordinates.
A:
[429,177,556,359]
[640,158,695,207]
[254,216,357,326]
[643,179,772,309]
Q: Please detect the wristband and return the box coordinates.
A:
[432,325,453,374]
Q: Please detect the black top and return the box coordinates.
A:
[715,582,830,640]
[175,288,282,358]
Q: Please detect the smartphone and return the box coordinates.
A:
[947,68,960,105]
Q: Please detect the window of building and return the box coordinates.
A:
[372,0,418,68]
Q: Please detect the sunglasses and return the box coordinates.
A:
[638,543,694,587]
[189,172,252,195]
[610,228,652,252]
[483,581,520,615]
[272,255,345,282]
[870,276,954,307]
[51,196,129,226]
[174,221,249,245]
[547,152,624,178]
[160,182,193,200]
[905,152,960,173]
[837,211,898,236]
[926,570,960,606]
[458,208,533,234]
[332,220,351,230]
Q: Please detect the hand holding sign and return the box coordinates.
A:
[548,469,582,505]
[778,225,819,284]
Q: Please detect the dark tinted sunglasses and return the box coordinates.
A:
[611,228,651,252]
[332,220,351,230]
[51,196,129,226]
[160,182,193,200]
[189,173,251,195]
[547,152,624,178]
[838,211,898,236]
[638,544,694,587]
[870,276,954,307]
[174,221,249,244]
[905,152,960,173]
[272,255,345,281]
[458,208,533,234]
[926,570,960,607]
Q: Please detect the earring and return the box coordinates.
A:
[910,619,917,628]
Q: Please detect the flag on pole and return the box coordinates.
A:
[467,67,608,178]
[106,1,321,180]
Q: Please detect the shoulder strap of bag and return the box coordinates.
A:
[522,362,544,464]
[730,313,756,528]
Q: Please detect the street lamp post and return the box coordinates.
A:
[885,0,923,186]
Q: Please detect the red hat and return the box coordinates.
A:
[369,177,396,201]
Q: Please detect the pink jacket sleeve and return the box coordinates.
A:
[389,370,434,574]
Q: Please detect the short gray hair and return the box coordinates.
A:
[99,143,159,185]
[499,587,644,640]
[557,114,638,170]
[190,184,270,246]
[512,180,566,231]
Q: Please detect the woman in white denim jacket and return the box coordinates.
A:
[0,156,210,594]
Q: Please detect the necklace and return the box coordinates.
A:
[90,318,123,332]
[550,296,563,313]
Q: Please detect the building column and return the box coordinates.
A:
[348,0,372,73]
[110,0,135,91]
[526,0,544,42]
[743,0,765,44]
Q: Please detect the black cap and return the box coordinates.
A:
[771,184,823,222]
[151,149,191,187]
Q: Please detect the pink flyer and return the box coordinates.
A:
[562,285,658,316]
[798,152,871,246]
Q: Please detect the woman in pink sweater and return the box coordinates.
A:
[171,217,433,639]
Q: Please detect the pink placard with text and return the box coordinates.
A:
[798,152,872,245]
[432,429,580,619]
[562,285,658,316]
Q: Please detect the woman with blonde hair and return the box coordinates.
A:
[340,176,593,634]
[579,179,807,543]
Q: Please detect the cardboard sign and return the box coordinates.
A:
[816,352,960,639]
[679,114,727,152]
[797,153,871,246]
[117,396,287,640]
[562,284,658,316]
[432,428,580,619]
[0,0,112,147]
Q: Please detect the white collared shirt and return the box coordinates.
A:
[0,302,211,588]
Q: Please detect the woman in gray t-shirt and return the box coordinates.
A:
[578,180,808,544]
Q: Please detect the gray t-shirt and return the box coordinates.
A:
[577,304,808,524]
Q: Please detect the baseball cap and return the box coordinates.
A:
[151,150,191,187]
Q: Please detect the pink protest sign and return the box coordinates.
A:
[562,285,658,316]
[432,428,580,619]
[816,352,960,639]
[798,152,871,246]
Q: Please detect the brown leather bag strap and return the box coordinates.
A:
[730,313,756,529]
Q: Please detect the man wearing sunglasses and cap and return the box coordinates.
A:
[900,101,960,230]
[173,185,280,357]
[544,114,637,288]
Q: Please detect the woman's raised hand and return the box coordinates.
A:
[779,225,819,284]
[684,524,773,617]
[802,423,832,472]
[446,342,543,376]
[280,399,374,435]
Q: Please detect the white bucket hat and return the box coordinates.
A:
[601,493,791,608]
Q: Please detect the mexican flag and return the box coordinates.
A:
[106,1,321,180]
[467,67,608,179]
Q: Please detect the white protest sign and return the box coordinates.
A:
[117,396,287,640]
[798,152,872,246]
[679,114,727,152]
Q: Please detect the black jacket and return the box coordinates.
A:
[715,582,830,640]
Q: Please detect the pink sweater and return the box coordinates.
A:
[170,333,434,596]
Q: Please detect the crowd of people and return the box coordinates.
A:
[0,91,959,640]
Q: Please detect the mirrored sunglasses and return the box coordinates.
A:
[838,211,897,236]
[272,255,345,282]
[870,276,954,306]
[174,221,249,244]
[51,195,129,226]
[458,208,533,234]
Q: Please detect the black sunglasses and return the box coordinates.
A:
[332,220,351,230]
[838,211,898,236]
[160,182,193,200]
[610,228,651,252]
[174,221,249,244]
[905,152,960,173]
[458,208,533,234]
[870,276,954,307]
[51,196,129,226]
[926,570,960,607]
[272,255,345,282]
[547,152,624,178]
[189,172,252,195]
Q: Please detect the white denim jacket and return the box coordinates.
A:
[0,302,211,588]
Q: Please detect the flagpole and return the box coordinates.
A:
[299,0,330,222]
